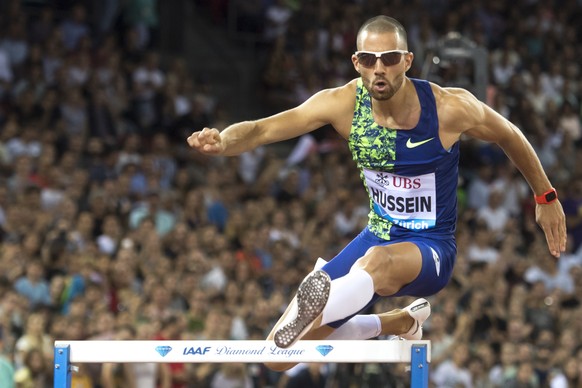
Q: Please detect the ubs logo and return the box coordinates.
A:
[375,173,422,189]
[375,172,390,186]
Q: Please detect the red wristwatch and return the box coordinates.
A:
[534,188,558,204]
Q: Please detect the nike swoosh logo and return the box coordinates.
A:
[410,321,420,336]
[430,247,440,276]
[406,137,435,148]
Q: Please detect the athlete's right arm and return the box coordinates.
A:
[187,81,356,156]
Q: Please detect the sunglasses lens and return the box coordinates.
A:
[358,53,377,67]
[381,52,402,66]
[357,52,404,67]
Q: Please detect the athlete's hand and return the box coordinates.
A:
[535,201,567,258]
[187,128,224,155]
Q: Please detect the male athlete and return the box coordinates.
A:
[188,16,566,371]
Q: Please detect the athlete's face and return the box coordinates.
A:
[352,31,413,101]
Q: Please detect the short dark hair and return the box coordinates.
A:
[357,16,408,50]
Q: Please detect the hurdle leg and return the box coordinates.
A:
[54,344,73,388]
[410,344,429,388]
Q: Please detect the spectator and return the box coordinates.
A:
[557,101,582,143]
[489,342,519,386]
[210,363,253,388]
[13,348,50,388]
[504,362,539,388]
[100,325,138,388]
[13,260,52,311]
[5,125,42,162]
[491,161,529,217]
[0,46,13,87]
[561,357,581,388]
[466,227,500,264]
[123,0,159,49]
[490,35,521,88]
[431,342,472,388]
[466,164,494,210]
[524,242,575,294]
[13,312,52,371]
[0,20,28,68]
[0,327,15,388]
[59,4,91,52]
[150,133,177,190]
[562,179,582,251]
[96,214,123,255]
[129,191,176,236]
[131,51,165,129]
[424,311,455,364]
[540,62,564,105]
[283,363,327,388]
[476,188,511,235]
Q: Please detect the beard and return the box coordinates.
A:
[362,73,404,101]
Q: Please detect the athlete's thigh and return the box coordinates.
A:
[392,237,456,297]
[322,228,423,287]
[321,227,384,280]
[354,241,424,296]
[324,234,456,328]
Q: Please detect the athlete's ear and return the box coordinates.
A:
[405,52,414,72]
[351,53,360,73]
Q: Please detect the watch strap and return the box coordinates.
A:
[534,188,558,204]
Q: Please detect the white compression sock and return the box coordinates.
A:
[320,268,375,326]
[325,314,381,340]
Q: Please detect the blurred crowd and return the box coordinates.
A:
[0,0,581,387]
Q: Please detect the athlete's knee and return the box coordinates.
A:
[358,246,410,295]
[360,246,396,271]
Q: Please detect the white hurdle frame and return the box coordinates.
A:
[54,340,430,387]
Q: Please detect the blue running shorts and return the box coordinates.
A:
[321,226,456,328]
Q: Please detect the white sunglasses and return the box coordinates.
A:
[355,50,409,67]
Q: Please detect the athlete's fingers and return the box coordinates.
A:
[199,127,219,144]
[545,218,566,258]
[187,128,221,150]
[544,224,559,258]
[536,202,567,258]
[202,143,222,153]
[559,219,567,252]
[192,128,223,154]
[540,216,558,256]
[187,132,202,148]
[553,211,567,255]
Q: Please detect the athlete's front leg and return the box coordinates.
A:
[264,297,431,372]
[273,242,423,348]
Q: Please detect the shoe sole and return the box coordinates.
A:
[274,270,331,348]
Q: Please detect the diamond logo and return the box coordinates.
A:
[155,346,172,357]
[316,345,333,356]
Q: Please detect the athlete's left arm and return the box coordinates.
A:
[444,88,566,258]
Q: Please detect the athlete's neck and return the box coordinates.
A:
[371,78,420,129]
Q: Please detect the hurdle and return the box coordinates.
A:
[54,339,430,387]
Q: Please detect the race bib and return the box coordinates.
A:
[363,169,436,230]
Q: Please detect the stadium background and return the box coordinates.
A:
[0,0,581,387]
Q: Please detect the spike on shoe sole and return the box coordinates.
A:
[274,270,331,348]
